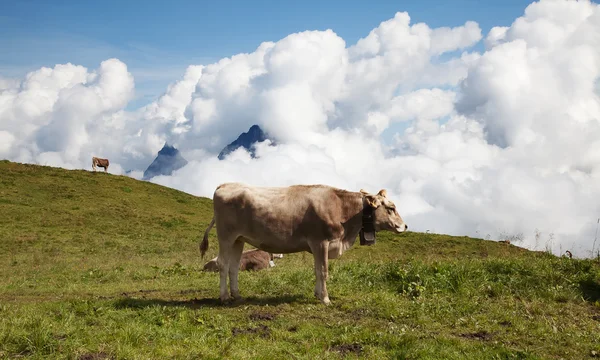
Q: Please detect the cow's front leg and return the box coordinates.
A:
[310,240,330,305]
[228,240,245,300]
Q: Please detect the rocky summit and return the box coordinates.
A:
[142,143,188,180]
[218,124,275,160]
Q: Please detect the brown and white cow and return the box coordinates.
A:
[199,182,408,305]
[202,248,277,272]
[92,157,110,172]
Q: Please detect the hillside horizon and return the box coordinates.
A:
[1,159,593,260]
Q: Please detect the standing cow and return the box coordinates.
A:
[92,157,110,172]
[200,183,408,305]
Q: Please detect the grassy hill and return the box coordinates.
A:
[0,160,599,359]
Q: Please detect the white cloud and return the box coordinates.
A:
[2,0,600,258]
[0,130,15,157]
[0,77,21,91]
[430,20,482,55]
[0,59,137,172]
[485,26,509,49]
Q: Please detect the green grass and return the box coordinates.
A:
[1,160,599,359]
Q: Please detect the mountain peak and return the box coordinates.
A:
[143,142,188,180]
[218,124,275,160]
[157,143,179,157]
[248,124,262,133]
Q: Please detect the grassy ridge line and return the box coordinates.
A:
[1,160,599,359]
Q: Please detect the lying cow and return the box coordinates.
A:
[200,183,408,305]
[92,156,110,172]
[202,249,277,272]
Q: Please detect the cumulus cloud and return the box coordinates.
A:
[0,59,136,170]
[2,0,600,257]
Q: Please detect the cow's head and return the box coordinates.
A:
[360,189,408,233]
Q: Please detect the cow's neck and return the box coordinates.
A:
[337,190,370,249]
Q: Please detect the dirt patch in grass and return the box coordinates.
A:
[118,289,161,298]
[347,308,370,320]
[77,352,114,360]
[459,331,493,341]
[231,324,271,338]
[330,343,363,356]
[249,311,276,321]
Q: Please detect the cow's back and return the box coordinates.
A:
[213,183,346,253]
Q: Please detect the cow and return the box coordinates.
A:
[92,157,110,172]
[202,249,277,272]
[199,182,408,305]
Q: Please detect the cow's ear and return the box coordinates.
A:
[359,189,369,195]
[377,189,387,198]
[365,194,381,208]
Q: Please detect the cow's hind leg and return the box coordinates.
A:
[228,238,245,300]
[309,240,330,305]
[216,251,230,302]
[216,236,236,303]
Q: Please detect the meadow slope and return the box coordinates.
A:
[0,160,599,359]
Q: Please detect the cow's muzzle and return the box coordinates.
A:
[395,224,408,233]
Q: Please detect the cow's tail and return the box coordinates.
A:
[200,217,215,259]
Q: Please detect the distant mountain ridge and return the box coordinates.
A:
[142,143,188,180]
[218,124,276,160]
[141,125,275,180]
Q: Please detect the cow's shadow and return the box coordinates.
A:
[113,294,310,310]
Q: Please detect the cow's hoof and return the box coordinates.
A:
[314,292,330,305]
[220,295,232,303]
[232,294,242,301]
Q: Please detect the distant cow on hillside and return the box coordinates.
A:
[92,157,110,172]
[202,249,278,272]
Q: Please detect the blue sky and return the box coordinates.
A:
[1,0,533,109]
